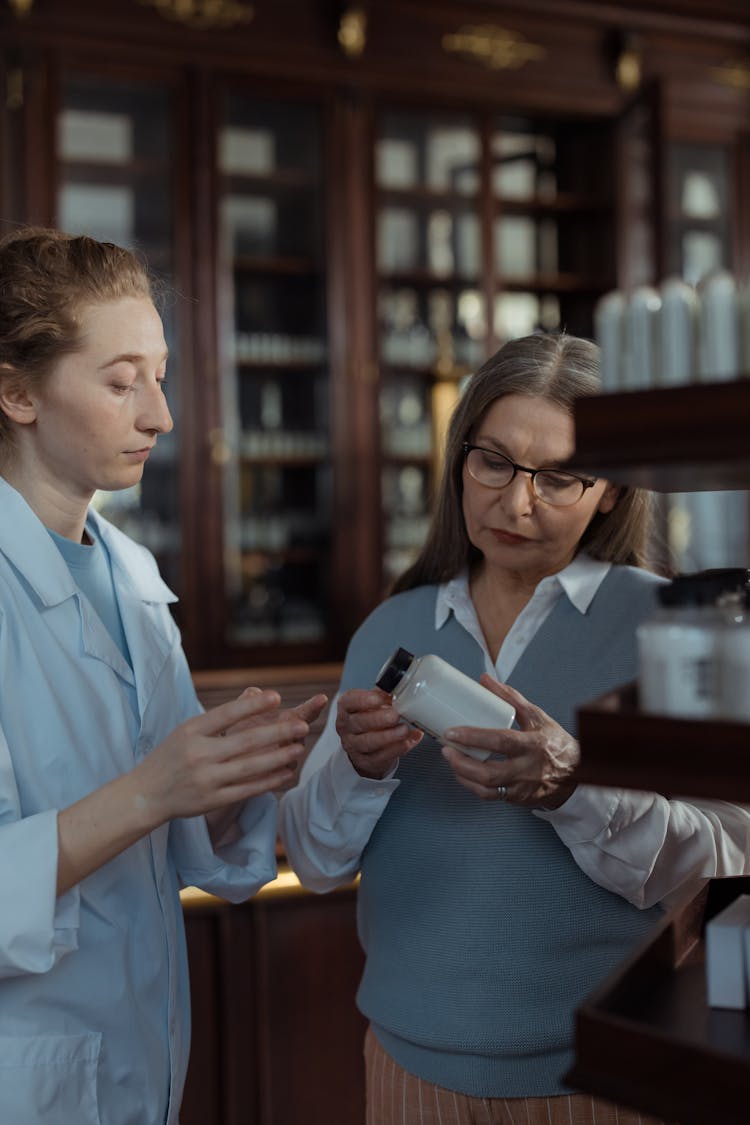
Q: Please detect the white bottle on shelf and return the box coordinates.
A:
[738,281,750,378]
[594,290,625,391]
[718,589,750,721]
[657,277,698,385]
[375,647,515,760]
[638,580,721,718]
[623,285,661,390]
[697,270,740,382]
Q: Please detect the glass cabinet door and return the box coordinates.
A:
[492,117,615,342]
[375,110,485,585]
[217,94,330,650]
[56,75,182,594]
[375,109,617,587]
[666,142,732,285]
[663,141,746,572]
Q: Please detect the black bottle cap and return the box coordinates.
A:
[658,569,750,608]
[375,647,414,692]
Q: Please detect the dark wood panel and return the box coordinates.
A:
[569,878,750,1125]
[182,909,224,1125]
[576,681,750,800]
[254,893,367,1125]
[571,381,750,492]
[182,881,366,1125]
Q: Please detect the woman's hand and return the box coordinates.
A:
[56,688,320,895]
[134,688,315,826]
[336,688,422,780]
[441,676,579,809]
[202,689,329,842]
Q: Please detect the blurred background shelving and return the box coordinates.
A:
[3,0,748,670]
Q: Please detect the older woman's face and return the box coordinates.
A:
[462,393,618,581]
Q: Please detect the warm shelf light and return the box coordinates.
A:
[137,0,253,30]
[338,6,367,58]
[8,0,33,17]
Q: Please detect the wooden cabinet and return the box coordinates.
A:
[569,379,750,1119]
[568,878,750,1125]
[181,879,367,1125]
[374,106,616,583]
[1,1,749,671]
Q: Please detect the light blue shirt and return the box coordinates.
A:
[0,477,277,1125]
[48,523,132,668]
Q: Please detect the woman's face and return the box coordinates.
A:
[462,393,618,583]
[19,296,172,502]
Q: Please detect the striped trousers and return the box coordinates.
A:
[364,1027,674,1125]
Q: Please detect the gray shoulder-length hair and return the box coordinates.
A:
[391,332,653,595]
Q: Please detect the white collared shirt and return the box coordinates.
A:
[279,556,750,909]
[437,553,612,682]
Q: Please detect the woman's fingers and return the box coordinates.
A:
[292,693,328,724]
[336,687,421,778]
[199,689,282,737]
[478,674,545,730]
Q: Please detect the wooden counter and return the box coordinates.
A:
[183,667,365,1125]
[181,868,366,1125]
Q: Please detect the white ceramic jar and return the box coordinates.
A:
[638,571,750,719]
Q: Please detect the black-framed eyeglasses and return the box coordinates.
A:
[463,443,597,508]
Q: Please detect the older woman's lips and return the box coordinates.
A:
[491,529,532,545]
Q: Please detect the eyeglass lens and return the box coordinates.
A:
[466,447,586,506]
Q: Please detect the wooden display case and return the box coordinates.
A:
[576,681,750,801]
[4,0,749,669]
[567,878,750,1125]
[571,380,750,493]
[571,378,750,1119]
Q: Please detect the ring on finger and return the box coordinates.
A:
[497,784,508,801]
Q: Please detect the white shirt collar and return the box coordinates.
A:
[435,552,612,630]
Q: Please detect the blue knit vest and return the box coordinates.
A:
[340,566,665,1097]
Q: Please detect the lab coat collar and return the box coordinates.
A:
[0,478,175,608]
[87,508,177,606]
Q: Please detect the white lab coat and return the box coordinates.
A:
[0,478,277,1125]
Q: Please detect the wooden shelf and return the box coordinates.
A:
[221,169,318,193]
[576,682,750,800]
[234,255,320,275]
[571,380,750,491]
[568,877,750,1125]
[497,194,612,215]
[377,186,479,207]
[379,268,480,288]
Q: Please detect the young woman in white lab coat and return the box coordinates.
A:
[0,226,325,1125]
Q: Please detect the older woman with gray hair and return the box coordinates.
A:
[280,332,750,1125]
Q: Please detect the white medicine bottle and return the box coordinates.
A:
[718,589,750,721]
[638,571,748,719]
[375,647,516,761]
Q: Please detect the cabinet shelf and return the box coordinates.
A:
[233,255,320,276]
[495,193,612,215]
[497,273,613,295]
[576,682,750,800]
[221,169,318,193]
[382,451,433,465]
[240,454,328,466]
[377,186,479,208]
[381,269,611,295]
[568,877,750,1125]
[571,380,750,491]
[236,358,325,372]
[380,268,480,289]
[61,158,168,183]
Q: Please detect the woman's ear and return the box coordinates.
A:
[0,365,37,426]
[596,480,620,514]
